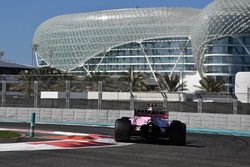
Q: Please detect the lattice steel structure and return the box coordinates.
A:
[192,0,250,91]
[33,8,199,76]
[33,0,250,92]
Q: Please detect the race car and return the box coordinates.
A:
[114,104,186,145]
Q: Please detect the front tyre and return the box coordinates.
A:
[114,119,131,142]
[169,120,186,146]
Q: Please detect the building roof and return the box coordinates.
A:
[33,7,200,71]
[0,60,33,69]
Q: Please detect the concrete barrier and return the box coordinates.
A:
[169,112,250,131]
[0,107,249,132]
[0,107,134,126]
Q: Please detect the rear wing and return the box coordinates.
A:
[134,109,168,118]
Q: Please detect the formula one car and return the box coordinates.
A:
[114,105,186,145]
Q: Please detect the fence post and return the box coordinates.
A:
[98,81,102,110]
[163,97,168,112]
[233,99,238,114]
[161,92,168,112]
[130,92,134,110]
[66,80,70,109]
[248,86,250,103]
[196,93,202,113]
[198,99,203,113]
[34,81,38,108]
[1,80,6,107]
[231,93,238,114]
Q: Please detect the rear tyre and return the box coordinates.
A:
[169,120,186,146]
[114,118,131,142]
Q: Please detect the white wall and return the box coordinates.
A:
[183,72,202,93]
[235,72,250,103]
[0,107,134,125]
[45,91,185,102]
[1,107,250,131]
[170,112,250,131]
[41,91,88,99]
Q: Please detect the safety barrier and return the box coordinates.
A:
[0,107,133,126]
[170,112,250,131]
[0,107,250,132]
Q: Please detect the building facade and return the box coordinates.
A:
[192,0,250,92]
[33,0,250,92]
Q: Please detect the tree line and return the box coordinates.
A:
[6,66,226,97]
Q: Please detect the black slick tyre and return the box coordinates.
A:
[114,118,131,142]
[169,120,186,146]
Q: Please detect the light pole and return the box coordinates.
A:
[0,50,4,61]
[248,85,250,103]
[32,44,39,66]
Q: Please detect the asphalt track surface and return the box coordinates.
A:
[0,123,250,167]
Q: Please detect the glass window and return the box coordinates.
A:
[125,50,130,55]
[228,37,234,45]
[132,50,137,55]
[213,37,229,45]
[222,66,229,73]
[186,49,192,55]
[245,37,250,45]
[156,49,165,55]
[145,43,153,48]
[233,46,245,55]
[228,46,233,54]
[185,65,196,70]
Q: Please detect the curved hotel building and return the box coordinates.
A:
[33,0,250,92]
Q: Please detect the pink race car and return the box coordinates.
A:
[114,107,186,145]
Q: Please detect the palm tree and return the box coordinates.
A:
[197,77,225,92]
[83,72,110,91]
[11,67,77,97]
[157,74,187,92]
[9,72,33,97]
[118,67,148,92]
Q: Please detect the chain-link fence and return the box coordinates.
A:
[1,76,250,114]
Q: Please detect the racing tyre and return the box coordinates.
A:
[169,120,186,146]
[114,118,131,142]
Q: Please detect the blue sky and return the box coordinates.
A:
[0,0,213,66]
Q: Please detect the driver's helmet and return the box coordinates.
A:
[148,103,157,111]
[147,103,153,111]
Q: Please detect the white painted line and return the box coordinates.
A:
[52,131,90,136]
[0,143,62,152]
